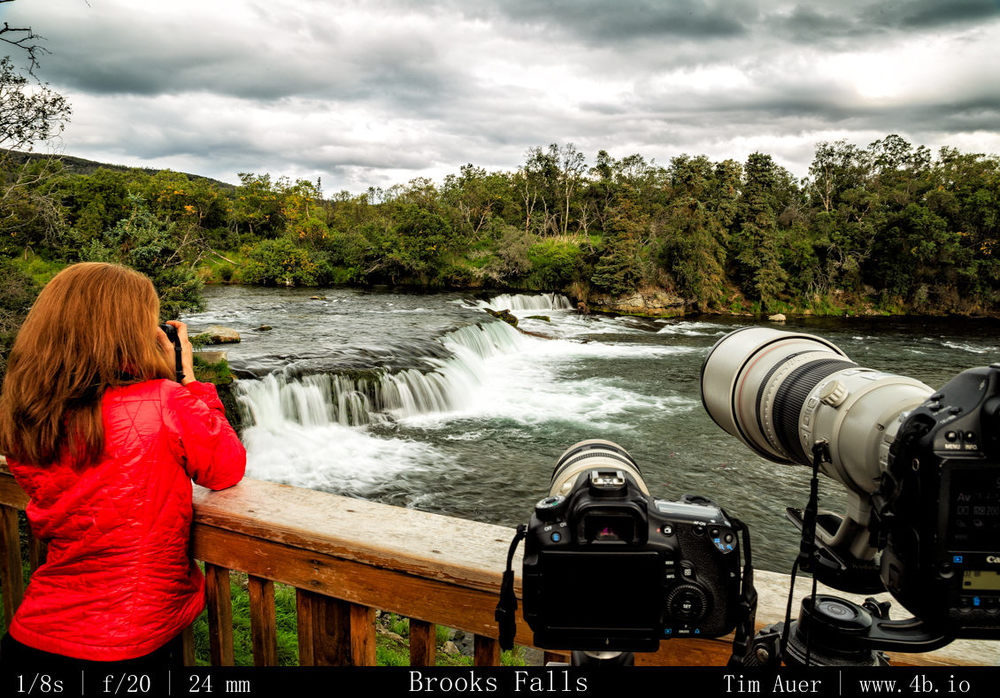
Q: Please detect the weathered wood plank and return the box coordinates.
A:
[543,651,566,665]
[0,505,23,631]
[191,479,513,594]
[205,563,234,666]
[0,470,29,510]
[409,619,436,666]
[248,575,278,666]
[311,594,349,666]
[474,634,501,667]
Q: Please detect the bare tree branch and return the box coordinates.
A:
[1,22,51,76]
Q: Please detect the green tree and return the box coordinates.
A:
[81,195,203,318]
[0,258,39,383]
[660,155,728,307]
[591,201,642,296]
[732,152,787,309]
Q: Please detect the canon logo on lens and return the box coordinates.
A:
[987,555,1000,564]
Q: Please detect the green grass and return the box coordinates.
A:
[192,355,233,385]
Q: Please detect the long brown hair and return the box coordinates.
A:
[0,263,172,466]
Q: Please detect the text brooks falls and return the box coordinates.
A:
[409,669,587,693]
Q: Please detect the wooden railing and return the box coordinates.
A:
[1,460,997,667]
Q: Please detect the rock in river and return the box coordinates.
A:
[194,325,241,344]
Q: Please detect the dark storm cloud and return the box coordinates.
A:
[483,0,751,41]
[872,0,1000,30]
[776,0,1000,45]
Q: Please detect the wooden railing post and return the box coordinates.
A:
[409,619,437,666]
[248,575,278,666]
[474,634,501,667]
[205,563,234,665]
[1,505,24,631]
[348,603,377,666]
[296,590,376,666]
[295,589,317,666]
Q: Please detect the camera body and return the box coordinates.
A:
[877,365,1000,637]
[159,323,185,383]
[520,442,742,652]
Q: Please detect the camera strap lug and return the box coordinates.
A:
[726,515,758,667]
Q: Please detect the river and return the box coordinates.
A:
[182,286,1000,573]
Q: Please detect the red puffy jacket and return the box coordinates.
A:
[8,379,246,661]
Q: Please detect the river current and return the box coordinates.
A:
[182,287,1000,572]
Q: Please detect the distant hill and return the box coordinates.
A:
[1,149,238,192]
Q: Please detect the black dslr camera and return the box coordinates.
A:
[876,364,1000,638]
[517,440,745,652]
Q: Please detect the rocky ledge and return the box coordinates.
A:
[583,287,690,317]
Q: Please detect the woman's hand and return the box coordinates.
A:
[155,320,197,385]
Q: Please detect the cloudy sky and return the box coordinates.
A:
[3,0,1000,192]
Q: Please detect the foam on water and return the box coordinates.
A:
[241,420,449,494]
[942,340,995,355]
[657,321,729,337]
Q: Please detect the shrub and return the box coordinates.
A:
[242,237,320,286]
[526,239,583,289]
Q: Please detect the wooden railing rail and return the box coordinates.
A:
[2,460,997,667]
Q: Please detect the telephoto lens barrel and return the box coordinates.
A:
[700,327,933,504]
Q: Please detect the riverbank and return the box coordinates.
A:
[9,252,999,323]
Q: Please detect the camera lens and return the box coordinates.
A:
[700,328,932,499]
[700,327,849,463]
[550,439,648,498]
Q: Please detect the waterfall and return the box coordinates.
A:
[235,320,525,428]
[477,293,573,311]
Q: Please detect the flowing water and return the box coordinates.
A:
[183,287,1000,572]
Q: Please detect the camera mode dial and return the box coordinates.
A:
[534,495,566,522]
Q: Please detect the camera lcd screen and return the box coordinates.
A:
[963,570,1000,592]
[948,469,1000,550]
[537,551,662,630]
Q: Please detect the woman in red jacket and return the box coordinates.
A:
[0,262,246,669]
